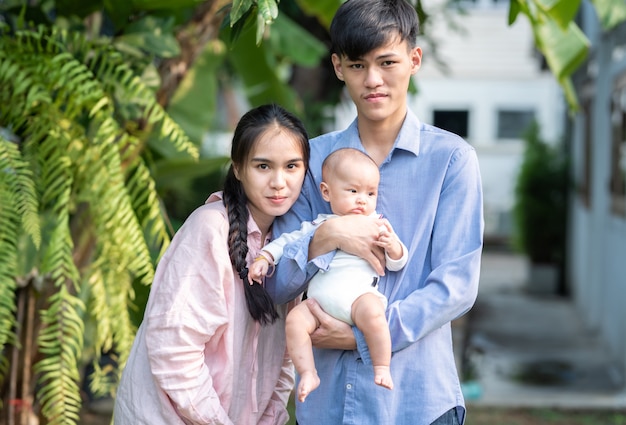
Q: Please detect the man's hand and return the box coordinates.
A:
[310,215,385,275]
[307,299,356,350]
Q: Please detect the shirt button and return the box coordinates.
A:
[346,384,352,390]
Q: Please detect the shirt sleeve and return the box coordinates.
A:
[386,146,484,353]
[144,208,234,425]
[263,220,317,265]
[266,179,335,304]
[385,240,409,271]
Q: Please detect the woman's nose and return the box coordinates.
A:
[271,171,286,188]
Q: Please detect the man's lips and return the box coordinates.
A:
[365,92,387,100]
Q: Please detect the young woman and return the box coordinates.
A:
[113,103,310,425]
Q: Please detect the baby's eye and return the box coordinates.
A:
[257,164,269,170]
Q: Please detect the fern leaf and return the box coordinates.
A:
[0,138,22,357]
[34,284,85,425]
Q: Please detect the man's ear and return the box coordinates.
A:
[410,46,422,75]
[320,182,331,202]
[331,53,345,82]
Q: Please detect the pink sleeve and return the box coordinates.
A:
[145,207,234,425]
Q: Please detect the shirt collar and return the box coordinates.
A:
[344,109,422,158]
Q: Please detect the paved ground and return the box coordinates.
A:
[462,250,626,410]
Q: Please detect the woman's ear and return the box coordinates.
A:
[233,164,241,181]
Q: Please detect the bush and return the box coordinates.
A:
[512,122,568,265]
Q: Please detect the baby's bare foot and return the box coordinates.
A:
[374,365,393,390]
[297,371,321,402]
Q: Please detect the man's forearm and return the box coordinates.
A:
[308,221,337,260]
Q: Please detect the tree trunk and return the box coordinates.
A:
[156,0,231,108]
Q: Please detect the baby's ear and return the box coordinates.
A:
[320,182,331,202]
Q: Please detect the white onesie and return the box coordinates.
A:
[263,213,408,325]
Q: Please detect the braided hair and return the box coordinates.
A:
[223,104,309,325]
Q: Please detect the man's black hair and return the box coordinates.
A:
[330,0,419,60]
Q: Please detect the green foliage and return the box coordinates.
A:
[0,23,196,423]
[509,0,626,112]
[512,122,568,265]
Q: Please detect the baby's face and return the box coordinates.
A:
[322,162,379,216]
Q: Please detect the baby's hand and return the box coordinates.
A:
[375,220,403,261]
[248,259,269,285]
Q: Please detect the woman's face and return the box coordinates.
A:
[234,126,307,233]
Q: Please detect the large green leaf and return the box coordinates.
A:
[295,0,342,29]
[508,0,522,25]
[225,14,300,113]
[231,0,255,26]
[533,0,582,29]
[115,15,180,58]
[534,18,589,82]
[131,0,205,10]
[167,40,226,143]
[268,12,326,67]
[590,0,626,30]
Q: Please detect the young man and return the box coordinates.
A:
[267,1,484,424]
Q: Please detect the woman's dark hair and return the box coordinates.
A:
[223,104,309,325]
[330,0,419,60]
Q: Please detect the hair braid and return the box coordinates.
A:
[223,168,279,325]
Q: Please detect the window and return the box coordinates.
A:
[496,109,536,140]
[433,109,469,138]
[610,73,626,216]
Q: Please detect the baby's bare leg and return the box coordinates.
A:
[351,293,393,390]
[285,302,321,402]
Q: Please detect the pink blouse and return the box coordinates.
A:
[114,192,295,425]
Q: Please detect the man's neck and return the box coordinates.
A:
[357,110,406,166]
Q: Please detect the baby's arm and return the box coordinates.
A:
[375,219,408,271]
[376,220,403,260]
[248,251,274,284]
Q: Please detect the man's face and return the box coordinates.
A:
[331,37,421,126]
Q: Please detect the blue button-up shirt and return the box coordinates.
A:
[267,110,483,425]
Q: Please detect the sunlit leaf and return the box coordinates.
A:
[533,0,582,29]
[295,0,342,29]
[590,0,626,29]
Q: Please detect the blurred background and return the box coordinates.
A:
[2,0,626,423]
